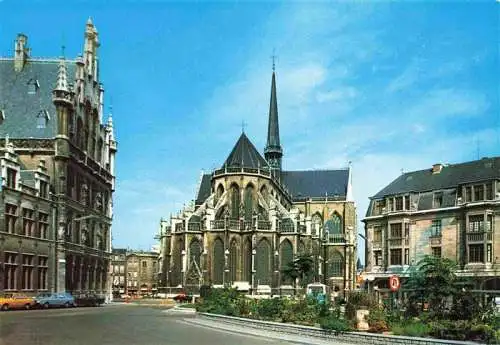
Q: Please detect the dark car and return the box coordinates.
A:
[173,293,192,303]
[74,293,105,307]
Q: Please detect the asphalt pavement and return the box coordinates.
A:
[0,304,312,345]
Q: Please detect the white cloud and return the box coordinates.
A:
[316,86,357,103]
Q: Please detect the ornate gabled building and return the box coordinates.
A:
[158,70,357,296]
[0,19,117,295]
[362,158,500,295]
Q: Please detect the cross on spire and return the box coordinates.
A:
[271,49,277,72]
[241,120,247,133]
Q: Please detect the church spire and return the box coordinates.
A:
[264,63,283,174]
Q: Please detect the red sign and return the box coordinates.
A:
[389,275,400,292]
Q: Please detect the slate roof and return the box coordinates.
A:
[282,169,349,201]
[265,72,281,152]
[0,58,76,139]
[195,173,212,205]
[372,157,500,199]
[223,133,269,169]
[20,170,36,188]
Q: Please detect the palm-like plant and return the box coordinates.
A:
[282,254,314,288]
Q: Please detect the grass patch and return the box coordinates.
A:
[391,322,431,337]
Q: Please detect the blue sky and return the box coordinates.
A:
[1,1,498,257]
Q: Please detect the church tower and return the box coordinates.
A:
[264,68,283,174]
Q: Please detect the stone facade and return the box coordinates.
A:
[158,71,357,296]
[110,248,127,297]
[126,251,158,296]
[363,159,500,293]
[0,20,117,295]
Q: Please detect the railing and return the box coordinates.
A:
[187,222,201,232]
[227,219,240,230]
[429,236,442,246]
[211,220,225,230]
[388,238,402,246]
[327,234,345,244]
[257,220,271,230]
[280,222,295,233]
[467,231,493,243]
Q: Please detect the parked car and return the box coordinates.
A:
[74,293,105,307]
[0,293,36,311]
[35,292,76,309]
[173,293,192,303]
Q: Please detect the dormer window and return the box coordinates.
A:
[433,192,443,208]
[27,79,40,94]
[6,168,17,189]
[395,196,403,211]
[37,110,50,129]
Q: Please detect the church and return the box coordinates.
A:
[158,68,357,296]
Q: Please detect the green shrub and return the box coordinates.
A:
[319,316,351,333]
[345,291,377,322]
[391,322,430,337]
[427,319,499,343]
[366,307,389,333]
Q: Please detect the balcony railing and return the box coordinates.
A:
[187,222,201,232]
[208,219,271,231]
[467,231,493,243]
[211,220,225,230]
[257,220,271,230]
[327,234,345,244]
[429,236,442,246]
[280,222,295,233]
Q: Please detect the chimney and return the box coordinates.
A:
[14,33,29,72]
[432,163,443,174]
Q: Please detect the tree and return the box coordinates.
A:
[406,255,458,318]
[282,254,314,289]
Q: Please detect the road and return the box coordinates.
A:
[0,304,310,345]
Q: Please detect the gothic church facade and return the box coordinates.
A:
[158,70,357,295]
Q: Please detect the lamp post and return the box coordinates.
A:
[224,249,230,287]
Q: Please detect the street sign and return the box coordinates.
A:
[389,275,400,292]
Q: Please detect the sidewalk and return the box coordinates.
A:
[180,317,356,345]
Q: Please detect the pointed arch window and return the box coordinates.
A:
[256,239,271,285]
[324,213,343,243]
[212,238,224,285]
[328,251,344,277]
[280,240,293,284]
[244,184,254,220]
[215,184,224,205]
[189,239,201,269]
[242,238,252,282]
[311,214,322,237]
[229,239,238,283]
[230,184,240,219]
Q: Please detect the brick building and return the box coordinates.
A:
[0,19,117,295]
[363,158,500,295]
